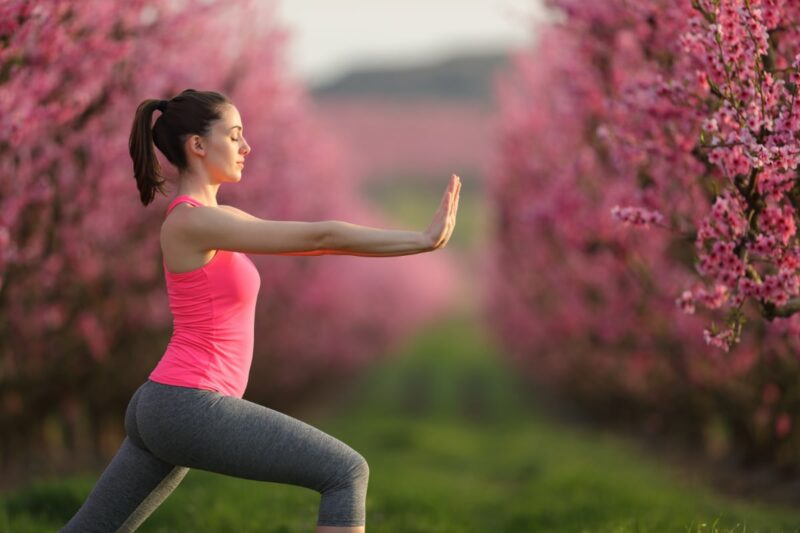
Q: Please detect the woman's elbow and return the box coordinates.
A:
[318,220,339,251]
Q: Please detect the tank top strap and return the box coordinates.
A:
[165,195,204,218]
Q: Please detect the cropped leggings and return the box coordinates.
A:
[60,379,369,531]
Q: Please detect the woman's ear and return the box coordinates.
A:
[186,134,205,157]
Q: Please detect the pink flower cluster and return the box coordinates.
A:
[758,204,797,246]
[610,205,665,228]
[696,191,748,242]
[703,327,737,352]
[697,241,745,287]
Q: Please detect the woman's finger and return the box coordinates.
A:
[448,187,456,213]
[442,185,452,206]
[436,193,447,218]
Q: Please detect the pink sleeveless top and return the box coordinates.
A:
[148,195,261,398]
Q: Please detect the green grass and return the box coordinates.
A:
[2,312,800,532]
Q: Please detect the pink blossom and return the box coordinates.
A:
[703,327,735,352]
[758,204,797,245]
[676,290,696,314]
[610,205,665,228]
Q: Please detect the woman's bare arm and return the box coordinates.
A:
[186,174,460,257]
[320,221,432,257]
[214,207,430,257]
[320,174,461,256]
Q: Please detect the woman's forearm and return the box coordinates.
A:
[321,220,432,257]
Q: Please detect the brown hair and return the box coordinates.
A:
[128,89,232,206]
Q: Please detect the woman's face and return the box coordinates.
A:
[192,104,251,183]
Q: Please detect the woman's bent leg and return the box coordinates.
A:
[136,381,369,528]
[59,437,189,532]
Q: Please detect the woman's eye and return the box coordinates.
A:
[231,137,238,141]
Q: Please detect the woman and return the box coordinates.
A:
[60,88,460,532]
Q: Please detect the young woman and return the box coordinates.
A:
[60,89,460,532]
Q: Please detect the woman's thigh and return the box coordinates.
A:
[136,381,365,494]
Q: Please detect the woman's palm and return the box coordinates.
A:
[425,174,461,249]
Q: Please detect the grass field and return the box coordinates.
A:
[2,311,800,532]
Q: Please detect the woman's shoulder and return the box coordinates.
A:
[160,202,243,240]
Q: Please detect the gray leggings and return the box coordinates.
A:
[60,379,369,531]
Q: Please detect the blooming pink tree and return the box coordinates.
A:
[0,0,457,472]
[602,0,800,351]
[487,0,800,467]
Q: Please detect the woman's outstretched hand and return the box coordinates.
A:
[424,174,461,251]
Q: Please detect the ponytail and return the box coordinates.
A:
[129,99,168,206]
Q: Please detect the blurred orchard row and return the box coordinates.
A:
[486,0,800,472]
[0,0,457,476]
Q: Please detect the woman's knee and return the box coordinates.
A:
[317,449,369,496]
[335,452,370,490]
[352,453,369,482]
[316,452,369,526]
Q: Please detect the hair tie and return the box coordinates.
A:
[156,99,168,112]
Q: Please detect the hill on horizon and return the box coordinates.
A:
[310,51,511,106]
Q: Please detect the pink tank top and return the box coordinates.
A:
[148,195,261,398]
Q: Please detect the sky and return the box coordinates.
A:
[270,0,546,87]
